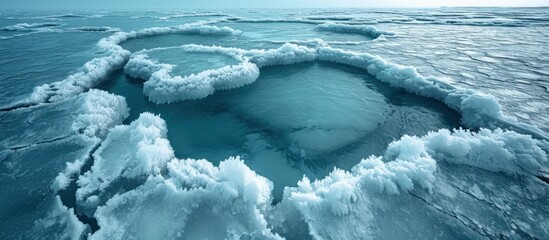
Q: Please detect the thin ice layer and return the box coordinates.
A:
[229,61,390,157]
[142,48,241,77]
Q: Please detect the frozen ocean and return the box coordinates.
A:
[0,7,548,240]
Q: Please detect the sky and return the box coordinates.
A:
[1,0,547,9]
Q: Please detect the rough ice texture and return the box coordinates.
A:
[123,54,168,80]
[273,127,547,239]
[316,22,395,39]
[284,127,547,213]
[52,155,90,192]
[91,171,280,239]
[423,128,548,175]
[143,60,260,103]
[284,134,437,218]
[23,24,240,105]
[171,43,316,67]
[75,112,278,239]
[82,116,280,239]
[244,43,317,67]
[33,196,89,240]
[71,89,129,137]
[76,113,174,212]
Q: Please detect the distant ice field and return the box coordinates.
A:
[0,8,548,240]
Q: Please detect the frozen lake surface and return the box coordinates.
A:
[0,8,548,240]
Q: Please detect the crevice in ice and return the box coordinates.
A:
[448,178,547,238]
[0,102,35,112]
[58,180,100,233]
[58,140,103,234]
[409,192,494,240]
[4,134,76,151]
[450,183,504,211]
[536,173,549,185]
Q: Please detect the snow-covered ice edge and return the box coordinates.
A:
[124,43,548,140]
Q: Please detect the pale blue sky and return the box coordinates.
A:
[1,0,547,9]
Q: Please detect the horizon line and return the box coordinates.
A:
[1,6,548,10]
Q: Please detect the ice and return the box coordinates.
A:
[73,115,279,239]
[123,41,545,140]
[34,196,89,240]
[139,48,241,77]
[0,90,127,149]
[211,21,381,49]
[228,61,390,157]
[424,128,548,175]
[21,24,240,107]
[271,128,548,239]
[0,89,127,239]
[91,170,280,240]
[315,22,394,39]
[76,113,174,214]
[71,89,129,137]
[124,47,259,103]
[124,43,318,103]
[144,60,259,103]
[0,135,97,240]
[316,46,547,139]
[2,8,549,240]
[0,22,62,31]
[100,58,462,201]
[0,31,102,108]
